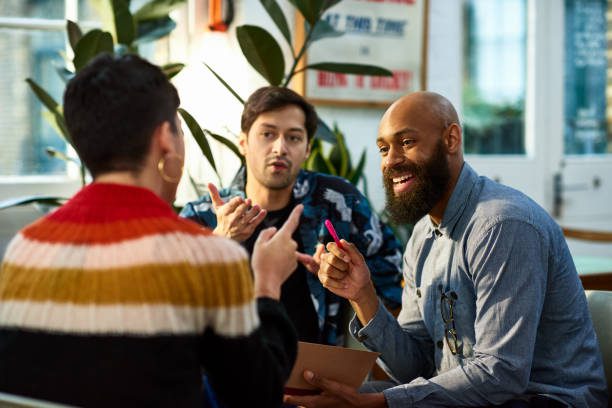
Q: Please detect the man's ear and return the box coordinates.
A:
[238,132,247,156]
[445,123,462,155]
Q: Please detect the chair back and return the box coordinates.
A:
[562,227,612,290]
[0,392,74,408]
[585,290,612,391]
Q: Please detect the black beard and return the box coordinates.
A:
[383,140,451,225]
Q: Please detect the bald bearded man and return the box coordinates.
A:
[285,92,608,408]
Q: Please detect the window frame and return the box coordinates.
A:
[0,1,100,199]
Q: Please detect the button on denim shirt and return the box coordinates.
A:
[351,163,608,407]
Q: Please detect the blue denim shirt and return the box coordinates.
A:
[181,168,403,345]
[351,163,608,407]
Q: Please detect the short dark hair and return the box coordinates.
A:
[241,86,318,141]
[63,53,180,177]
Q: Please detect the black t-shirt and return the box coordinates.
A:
[243,200,321,343]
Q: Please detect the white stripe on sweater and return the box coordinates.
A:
[4,232,248,270]
[0,300,259,336]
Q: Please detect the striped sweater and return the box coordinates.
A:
[0,183,297,407]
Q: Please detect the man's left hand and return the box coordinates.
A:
[297,243,325,274]
[283,370,387,408]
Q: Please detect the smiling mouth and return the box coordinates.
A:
[391,173,414,193]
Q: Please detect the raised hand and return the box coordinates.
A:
[209,183,267,242]
[318,240,380,325]
[251,204,303,300]
[297,243,325,274]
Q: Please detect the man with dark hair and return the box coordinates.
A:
[285,91,608,407]
[181,86,403,346]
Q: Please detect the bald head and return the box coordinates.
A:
[378,91,464,165]
[381,91,459,135]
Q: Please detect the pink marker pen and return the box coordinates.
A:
[324,219,345,250]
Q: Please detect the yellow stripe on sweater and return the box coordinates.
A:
[0,260,254,307]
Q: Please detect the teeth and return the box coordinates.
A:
[392,175,412,184]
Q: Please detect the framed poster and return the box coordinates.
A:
[294,0,428,107]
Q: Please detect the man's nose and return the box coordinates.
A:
[383,146,405,169]
[272,135,288,155]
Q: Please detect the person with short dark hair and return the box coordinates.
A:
[181,86,404,346]
[0,54,300,408]
[286,91,608,407]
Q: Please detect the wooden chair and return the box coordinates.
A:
[562,227,612,290]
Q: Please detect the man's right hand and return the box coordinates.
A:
[208,183,267,242]
[251,204,303,300]
[319,240,380,325]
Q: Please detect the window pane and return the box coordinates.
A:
[78,0,98,21]
[564,0,610,154]
[0,29,67,176]
[462,0,527,154]
[0,0,63,19]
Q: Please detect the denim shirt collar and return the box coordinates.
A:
[426,162,478,239]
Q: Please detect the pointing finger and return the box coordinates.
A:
[255,226,277,244]
[208,183,224,208]
[278,204,303,236]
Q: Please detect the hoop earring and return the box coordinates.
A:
[157,153,184,183]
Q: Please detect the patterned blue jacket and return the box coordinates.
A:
[180,168,403,345]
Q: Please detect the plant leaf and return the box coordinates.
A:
[287,0,324,25]
[66,20,83,52]
[45,147,80,166]
[329,125,349,177]
[112,0,135,45]
[307,19,343,42]
[348,150,366,185]
[259,0,292,47]
[321,0,342,12]
[26,78,71,143]
[134,15,176,44]
[134,0,186,22]
[203,63,244,104]
[236,25,285,86]
[178,108,218,176]
[26,78,60,113]
[306,149,336,175]
[162,62,185,79]
[41,110,71,144]
[204,129,245,167]
[314,118,336,143]
[306,62,393,76]
[73,29,114,71]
